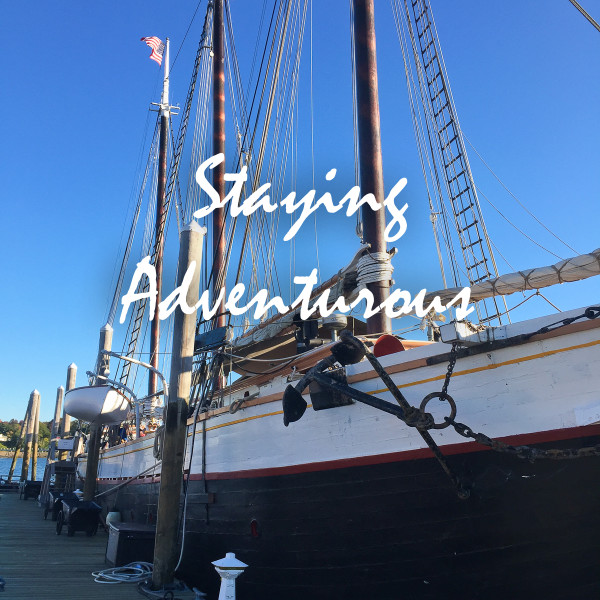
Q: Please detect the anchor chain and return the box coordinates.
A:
[432,310,600,462]
[336,332,469,497]
[441,342,458,395]
[418,342,459,430]
[288,309,600,499]
[444,417,600,461]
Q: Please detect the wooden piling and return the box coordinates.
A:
[59,363,77,460]
[7,397,32,482]
[152,221,206,590]
[83,324,113,501]
[31,391,41,481]
[20,391,37,481]
[48,386,64,462]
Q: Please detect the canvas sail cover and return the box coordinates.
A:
[231,249,600,348]
[420,248,600,306]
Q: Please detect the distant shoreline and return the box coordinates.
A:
[0,450,48,459]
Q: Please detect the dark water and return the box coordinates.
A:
[0,456,47,480]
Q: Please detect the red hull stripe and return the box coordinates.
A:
[96,424,600,484]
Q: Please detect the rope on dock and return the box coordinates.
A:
[92,561,153,584]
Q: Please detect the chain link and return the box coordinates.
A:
[434,326,600,462]
[441,342,458,395]
[327,310,600,501]
[445,417,600,460]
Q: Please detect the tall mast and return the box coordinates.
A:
[353,0,391,335]
[149,38,170,397]
[212,0,226,333]
[211,0,226,390]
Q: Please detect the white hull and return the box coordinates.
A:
[80,307,600,482]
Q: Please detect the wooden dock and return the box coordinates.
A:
[0,491,138,599]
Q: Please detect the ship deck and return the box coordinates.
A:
[0,491,137,599]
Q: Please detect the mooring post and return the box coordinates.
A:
[59,363,77,460]
[48,386,64,462]
[152,221,206,590]
[31,391,41,481]
[7,396,32,482]
[20,391,38,482]
[83,324,113,502]
[212,553,248,600]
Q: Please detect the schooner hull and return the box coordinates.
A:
[82,309,600,598]
[187,434,600,600]
[94,427,600,599]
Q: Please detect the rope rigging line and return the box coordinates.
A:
[228,0,290,287]
[416,0,504,283]
[392,0,462,289]
[568,0,600,33]
[168,117,184,233]
[203,0,308,334]
[117,128,161,385]
[474,185,564,260]
[106,118,160,328]
[170,0,204,72]
[104,103,159,318]
[392,0,451,289]
[117,17,212,387]
[253,0,308,303]
[462,133,580,256]
[395,0,509,325]
[184,8,213,223]
[190,0,284,337]
[349,0,362,239]
[309,0,321,284]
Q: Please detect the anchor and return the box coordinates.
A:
[282,330,469,498]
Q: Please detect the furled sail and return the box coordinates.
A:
[232,249,600,349]
[421,249,600,306]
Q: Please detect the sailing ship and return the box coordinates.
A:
[63,1,599,598]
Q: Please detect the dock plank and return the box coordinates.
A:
[0,492,140,599]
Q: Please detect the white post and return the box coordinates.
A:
[162,38,170,115]
[212,553,248,600]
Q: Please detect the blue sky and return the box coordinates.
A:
[1,0,598,422]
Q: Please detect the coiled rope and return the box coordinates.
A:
[92,562,153,584]
[356,251,394,290]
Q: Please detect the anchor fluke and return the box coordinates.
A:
[282,385,308,426]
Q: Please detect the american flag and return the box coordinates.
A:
[140,36,165,66]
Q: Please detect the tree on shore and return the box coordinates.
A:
[0,420,52,450]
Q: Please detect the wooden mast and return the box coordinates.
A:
[212,0,226,389]
[212,0,226,330]
[149,38,170,397]
[353,0,391,334]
